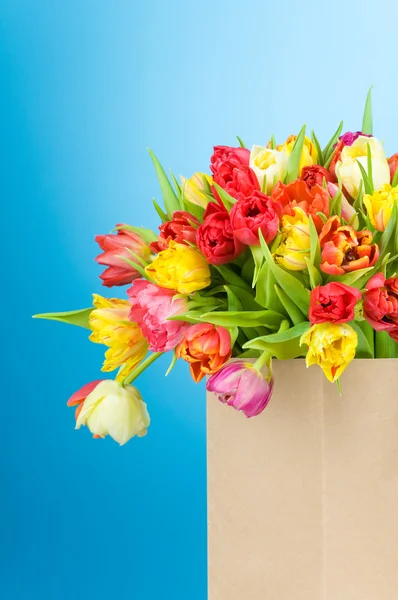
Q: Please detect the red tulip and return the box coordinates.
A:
[196,202,244,265]
[363,273,398,339]
[309,283,361,324]
[230,190,283,246]
[150,211,200,253]
[95,226,151,287]
[388,153,398,183]
[301,165,334,187]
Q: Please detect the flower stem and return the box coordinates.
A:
[253,350,271,373]
[123,352,163,386]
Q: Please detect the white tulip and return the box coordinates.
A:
[335,136,390,199]
[250,145,288,194]
[76,380,150,445]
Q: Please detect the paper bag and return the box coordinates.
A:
[207,359,398,599]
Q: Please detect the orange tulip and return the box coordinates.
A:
[176,323,232,382]
[271,179,329,232]
[319,216,379,276]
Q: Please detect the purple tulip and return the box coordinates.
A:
[206,360,274,418]
[339,131,372,147]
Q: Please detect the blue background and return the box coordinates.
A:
[2,1,398,598]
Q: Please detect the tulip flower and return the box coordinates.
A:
[128,279,189,352]
[176,323,232,382]
[363,273,398,339]
[277,135,318,175]
[300,323,358,382]
[230,190,283,246]
[309,283,362,324]
[319,216,379,276]
[334,136,390,199]
[387,153,398,183]
[271,179,329,232]
[181,172,213,207]
[363,184,398,232]
[95,226,151,287]
[89,294,148,380]
[145,241,211,295]
[249,145,288,194]
[206,360,274,417]
[196,202,244,264]
[150,211,200,253]
[68,380,150,445]
[274,206,311,271]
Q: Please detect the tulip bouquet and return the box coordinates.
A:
[36,90,398,445]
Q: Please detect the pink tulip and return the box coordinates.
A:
[95,225,151,287]
[128,279,189,352]
[206,360,274,418]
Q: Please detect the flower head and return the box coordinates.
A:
[249,145,288,194]
[68,380,150,445]
[300,323,358,382]
[363,184,398,232]
[363,273,398,339]
[89,295,148,380]
[145,241,211,295]
[274,206,311,271]
[334,136,390,199]
[181,172,213,207]
[277,135,318,175]
[210,146,259,203]
[196,202,244,265]
[319,216,379,276]
[271,179,329,232]
[206,360,273,417]
[150,211,200,253]
[95,226,151,287]
[230,190,283,246]
[176,323,231,382]
[309,283,362,324]
[128,279,189,352]
[301,165,334,188]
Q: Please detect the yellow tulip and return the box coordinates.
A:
[250,145,288,193]
[300,323,358,382]
[278,135,317,175]
[274,207,310,271]
[75,380,150,445]
[145,241,211,294]
[181,172,213,207]
[363,183,398,231]
[89,295,148,380]
[336,136,390,199]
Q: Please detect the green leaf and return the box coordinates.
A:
[118,255,148,278]
[251,245,264,287]
[375,330,397,358]
[323,121,344,164]
[304,257,322,289]
[326,267,374,289]
[269,135,276,149]
[224,286,244,312]
[260,321,310,343]
[213,183,237,210]
[153,198,168,222]
[228,326,240,347]
[311,130,324,166]
[215,265,253,291]
[366,143,374,193]
[116,225,157,244]
[330,188,343,217]
[284,124,306,184]
[392,166,398,188]
[379,202,397,257]
[33,307,93,329]
[356,160,373,195]
[255,262,287,314]
[200,309,284,329]
[258,231,310,315]
[182,198,205,222]
[362,85,373,135]
[226,285,263,311]
[148,149,181,217]
[309,216,321,268]
[274,285,307,325]
[350,321,374,358]
[236,136,246,148]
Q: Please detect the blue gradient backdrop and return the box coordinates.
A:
[2,1,398,598]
